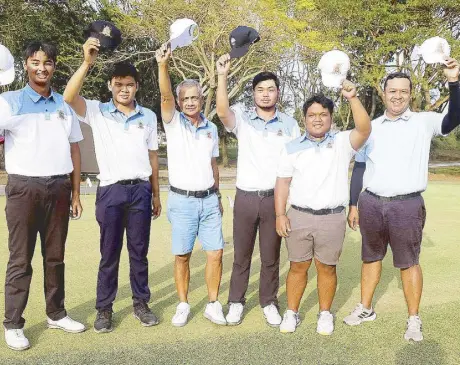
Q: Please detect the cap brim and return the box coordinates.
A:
[229,44,250,59]
[0,66,15,86]
[421,52,446,64]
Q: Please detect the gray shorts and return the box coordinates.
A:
[358,191,426,268]
[285,207,346,265]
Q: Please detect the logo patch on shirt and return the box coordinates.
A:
[327,141,333,148]
[277,129,283,137]
[138,122,144,129]
[207,132,212,139]
[58,109,66,120]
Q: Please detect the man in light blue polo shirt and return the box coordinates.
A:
[0,41,85,351]
[64,37,161,333]
[156,43,225,327]
[345,58,460,342]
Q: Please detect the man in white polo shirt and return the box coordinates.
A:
[0,41,86,351]
[64,37,161,332]
[216,54,301,326]
[155,43,225,327]
[344,59,460,342]
[275,82,371,335]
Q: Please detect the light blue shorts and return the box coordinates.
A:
[167,191,224,255]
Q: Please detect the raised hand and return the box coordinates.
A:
[83,37,100,66]
[341,80,357,100]
[443,57,460,82]
[216,54,231,76]
[155,43,171,65]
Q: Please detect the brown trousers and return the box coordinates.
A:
[228,189,281,307]
[4,174,71,329]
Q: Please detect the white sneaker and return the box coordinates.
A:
[172,302,190,327]
[226,303,244,326]
[404,315,423,342]
[279,310,301,333]
[263,304,282,327]
[343,303,377,326]
[204,301,227,325]
[317,311,334,335]
[47,316,86,333]
[4,327,30,351]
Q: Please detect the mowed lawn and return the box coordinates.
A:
[0,184,459,365]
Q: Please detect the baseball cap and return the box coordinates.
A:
[420,36,450,64]
[0,44,15,86]
[318,50,350,88]
[84,21,122,52]
[229,26,260,59]
[169,18,199,51]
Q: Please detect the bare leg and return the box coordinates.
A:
[315,259,337,311]
[361,261,382,308]
[174,253,192,302]
[400,264,423,316]
[286,260,312,312]
[205,249,223,301]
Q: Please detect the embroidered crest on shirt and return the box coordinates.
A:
[58,109,66,120]
[327,141,333,148]
[207,132,212,139]
[138,122,144,129]
[277,129,283,137]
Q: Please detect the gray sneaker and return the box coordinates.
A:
[343,303,377,326]
[94,309,113,333]
[134,302,159,327]
[404,315,423,342]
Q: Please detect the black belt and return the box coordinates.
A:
[237,188,274,197]
[291,205,345,215]
[170,185,217,198]
[365,189,421,202]
[117,179,144,185]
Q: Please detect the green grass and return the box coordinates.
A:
[0,184,459,364]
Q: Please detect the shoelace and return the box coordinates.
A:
[351,304,364,315]
[97,310,112,320]
[135,304,150,315]
[407,318,421,332]
[266,305,278,315]
[12,329,24,338]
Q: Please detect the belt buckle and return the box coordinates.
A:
[257,190,264,198]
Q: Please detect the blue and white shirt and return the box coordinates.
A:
[163,110,219,191]
[278,130,355,210]
[355,109,445,197]
[78,99,158,187]
[0,84,82,176]
[228,105,301,191]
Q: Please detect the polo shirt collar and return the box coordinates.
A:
[24,84,55,103]
[180,112,209,128]
[250,108,280,123]
[108,99,144,115]
[301,131,334,144]
[381,108,413,123]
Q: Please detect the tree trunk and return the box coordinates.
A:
[369,88,377,120]
[220,133,229,167]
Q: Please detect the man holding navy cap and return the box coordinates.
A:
[64,36,161,333]
[155,42,226,327]
[216,51,300,327]
[0,41,85,351]
[344,58,460,342]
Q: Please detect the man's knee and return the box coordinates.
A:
[206,249,223,263]
[289,260,311,274]
[175,253,191,266]
[314,259,336,275]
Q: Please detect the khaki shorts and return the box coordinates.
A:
[285,207,346,265]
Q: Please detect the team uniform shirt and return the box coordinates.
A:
[277,131,356,210]
[228,105,301,191]
[0,84,82,176]
[356,109,445,197]
[78,99,158,187]
[163,110,219,191]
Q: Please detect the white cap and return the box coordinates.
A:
[168,18,199,51]
[318,50,350,88]
[420,36,450,64]
[0,44,15,86]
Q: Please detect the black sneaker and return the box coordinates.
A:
[94,309,113,333]
[133,302,159,327]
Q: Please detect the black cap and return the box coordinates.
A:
[229,26,260,59]
[84,21,122,52]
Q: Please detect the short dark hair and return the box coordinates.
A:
[109,62,139,83]
[303,93,334,116]
[252,71,279,90]
[383,72,412,91]
[23,41,58,64]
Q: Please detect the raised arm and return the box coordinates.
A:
[216,54,236,131]
[155,43,176,123]
[441,57,460,134]
[342,80,371,151]
[63,38,100,118]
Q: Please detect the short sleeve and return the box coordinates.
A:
[147,112,159,151]
[68,109,83,143]
[163,109,180,131]
[228,104,245,136]
[277,146,295,178]
[78,99,101,126]
[337,130,355,158]
[212,128,219,158]
[0,96,13,129]
[291,121,301,139]
[422,111,445,137]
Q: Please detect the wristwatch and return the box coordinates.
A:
[216,191,222,199]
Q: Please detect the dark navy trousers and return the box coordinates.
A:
[95,181,152,310]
